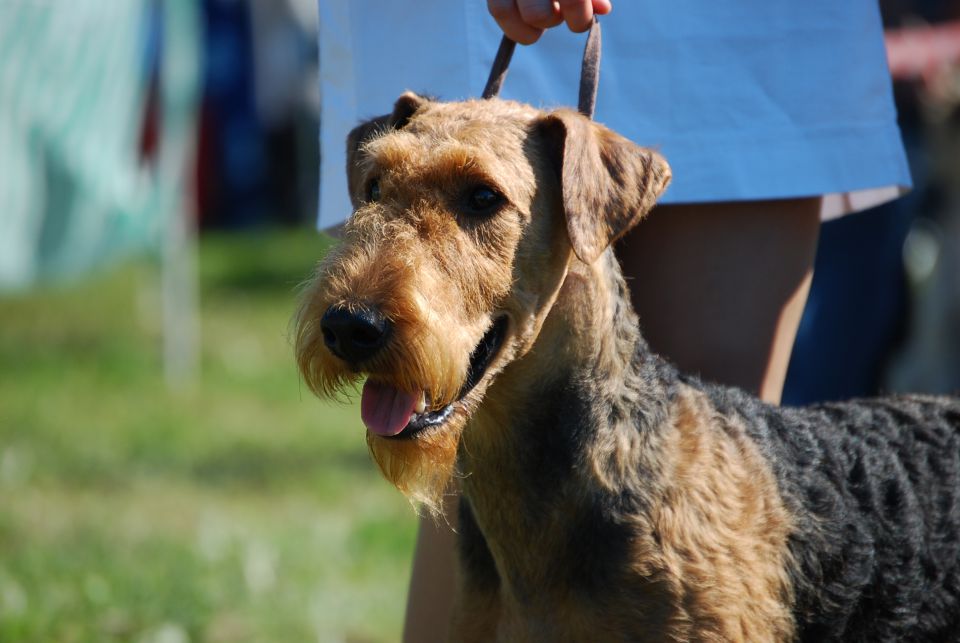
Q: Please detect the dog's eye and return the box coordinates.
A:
[465,186,504,215]
[367,179,381,202]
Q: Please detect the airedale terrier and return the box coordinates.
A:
[295,92,960,641]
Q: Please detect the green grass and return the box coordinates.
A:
[0,229,417,642]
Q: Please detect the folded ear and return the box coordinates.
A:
[538,109,671,264]
[345,91,430,207]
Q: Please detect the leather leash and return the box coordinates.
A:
[481,18,602,119]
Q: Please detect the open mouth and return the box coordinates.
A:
[361,315,509,439]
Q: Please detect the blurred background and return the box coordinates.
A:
[0,1,958,641]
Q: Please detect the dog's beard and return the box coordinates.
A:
[295,237,495,516]
[298,322,468,515]
[295,280,475,517]
[366,418,464,516]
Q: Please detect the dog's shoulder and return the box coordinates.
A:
[691,382,960,639]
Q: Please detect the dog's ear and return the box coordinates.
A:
[346,92,430,206]
[538,109,671,264]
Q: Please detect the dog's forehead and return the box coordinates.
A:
[416,97,543,122]
[403,98,540,150]
[363,99,544,187]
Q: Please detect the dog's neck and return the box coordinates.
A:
[455,250,800,641]
[469,246,674,452]
[459,248,676,601]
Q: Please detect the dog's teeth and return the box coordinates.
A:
[415,393,426,414]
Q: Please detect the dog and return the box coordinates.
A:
[294,91,960,641]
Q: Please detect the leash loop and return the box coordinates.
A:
[482,18,602,119]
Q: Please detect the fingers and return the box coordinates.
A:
[516,0,563,29]
[556,0,593,33]
[487,0,549,44]
[592,0,613,17]
[489,1,612,42]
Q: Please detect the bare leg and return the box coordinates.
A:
[618,198,821,403]
[402,198,821,640]
[403,500,459,643]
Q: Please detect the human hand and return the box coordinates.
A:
[487,0,612,45]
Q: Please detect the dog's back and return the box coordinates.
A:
[705,383,960,640]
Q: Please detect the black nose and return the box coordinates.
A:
[320,305,390,364]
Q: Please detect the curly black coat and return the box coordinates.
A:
[706,384,960,641]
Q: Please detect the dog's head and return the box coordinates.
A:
[295,92,670,511]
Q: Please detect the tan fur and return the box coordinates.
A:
[294,93,799,639]
[451,584,501,643]
[455,253,794,641]
[640,388,795,642]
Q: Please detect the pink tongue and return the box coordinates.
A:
[361,380,420,436]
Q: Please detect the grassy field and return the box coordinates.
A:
[0,230,417,642]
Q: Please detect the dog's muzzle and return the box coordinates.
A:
[362,315,510,439]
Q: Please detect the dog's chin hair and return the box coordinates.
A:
[366,423,463,517]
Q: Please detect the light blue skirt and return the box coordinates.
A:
[317,0,911,227]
